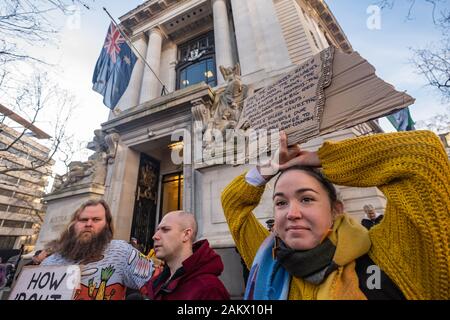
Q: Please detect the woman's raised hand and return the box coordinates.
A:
[257,131,321,179]
[277,132,321,170]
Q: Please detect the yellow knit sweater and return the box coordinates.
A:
[221,130,450,300]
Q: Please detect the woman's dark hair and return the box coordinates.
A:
[274,165,338,205]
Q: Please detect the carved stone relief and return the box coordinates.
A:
[191,63,251,151]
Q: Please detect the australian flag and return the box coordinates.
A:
[92,23,137,109]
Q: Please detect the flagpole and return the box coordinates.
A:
[103,7,169,95]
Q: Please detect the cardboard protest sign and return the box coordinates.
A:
[237,46,415,146]
[319,49,414,135]
[237,47,333,146]
[9,265,81,300]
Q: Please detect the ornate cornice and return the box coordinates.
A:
[119,0,187,32]
[305,0,353,53]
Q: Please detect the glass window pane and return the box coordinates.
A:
[0,236,17,249]
[180,69,188,89]
[177,31,216,89]
[186,61,207,86]
[199,38,207,49]
[161,180,179,216]
[161,174,183,217]
[179,180,183,210]
[206,58,216,86]
[3,220,24,228]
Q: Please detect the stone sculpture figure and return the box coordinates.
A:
[211,63,249,135]
[52,130,120,192]
[88,129,119,165]
[191,63,250,150]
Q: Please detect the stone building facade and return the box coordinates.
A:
[37,0,388,298]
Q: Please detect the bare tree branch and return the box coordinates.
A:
[0,0,92,237]
[376,0,446,24]
[415,107,450,134]
[0,0,92,65]
[406,0,417,21]
[378,0,450,102]
[0,72,75,176]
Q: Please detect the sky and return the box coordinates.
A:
[327,0,449,130]
[3,1,144,174]
[4,0,449,176]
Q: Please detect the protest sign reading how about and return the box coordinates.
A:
[237,46,334,146]
[9,265,81,300]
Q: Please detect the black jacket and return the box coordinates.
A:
[361,215,384,230]
[355,254,405,299]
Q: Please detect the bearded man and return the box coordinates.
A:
[41,199,153,300]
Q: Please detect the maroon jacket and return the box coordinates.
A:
[144,239,230,300]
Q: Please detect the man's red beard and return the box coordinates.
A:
[57,226,113,263]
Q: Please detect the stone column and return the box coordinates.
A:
[229,0,262,76]
[251,0,291,71]
[139,27,163,104]
[167,43,178,93]
[212,0,234,84]
[115,33,148,111]
[104,141,140,241]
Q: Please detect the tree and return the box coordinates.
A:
[0,0,93,176]
[415,107,450,134]
[0,72,76,226]
[0,0,93,101]
[0,1,93,241]
[412,31,450,102]
[0,0,91,65]
[377,0,450,102]
[0,72,75,176]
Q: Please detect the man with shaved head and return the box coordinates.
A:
[143,211,230,300]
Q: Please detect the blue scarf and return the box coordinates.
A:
[244,234,290,300]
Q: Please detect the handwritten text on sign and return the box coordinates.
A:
[238,47,333,145]
[9,265,81,300]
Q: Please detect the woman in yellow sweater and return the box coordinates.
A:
[221,130,449,300]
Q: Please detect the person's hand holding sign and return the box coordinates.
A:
[257,131,321,179]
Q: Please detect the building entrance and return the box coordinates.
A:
[130,154,160,254]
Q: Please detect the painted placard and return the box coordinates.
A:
[9,265,81,300]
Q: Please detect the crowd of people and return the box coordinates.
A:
[6,130,449,300]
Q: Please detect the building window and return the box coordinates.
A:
[160,173,183,219]
[177,31,216,89]
[0,204,32,215]
[179,58,216,89]
[24,222,33,229]
[0,189,14,197]
[2,219,25,229]
[0,175,19,186]
[0,236,17,249]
